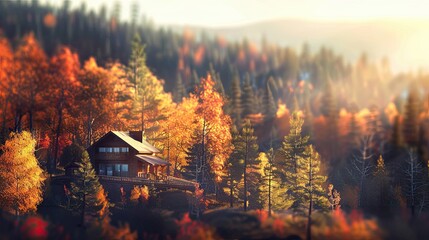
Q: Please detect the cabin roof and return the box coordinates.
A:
[110,131,160,154]
[136,154,171,166]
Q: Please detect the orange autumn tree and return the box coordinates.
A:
[0,36,14,140]
[0,131,45,216]
[74,58,118,147]
[46,46,81,167]
[191,75,232,186]
[14,33,48,132]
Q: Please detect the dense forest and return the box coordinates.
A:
[1,1,429,239]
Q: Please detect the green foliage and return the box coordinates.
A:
[277,112,310,205]
[70,151,111,226]
[241,73,256,117]
[59,143,84,166]
[232,120,260,210]
[230,71,242,126]
[263,77,277,122]
[293,145,329,214]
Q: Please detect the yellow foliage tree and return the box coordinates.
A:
[159,96,199,175]
[0,131,45,216]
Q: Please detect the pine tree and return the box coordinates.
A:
[263,77,277,122]
[71,151,111,226]
[0,131,45,216]
[403,83,420,147]
[258,149,282,215]
[224,126,243,207]
[372,155,390,214]
[173,73,187,103]
[296,148,328,212]
[392,115,404,148]
[295,146,329,240]
[277,112,310,209]
[227,120,259,210]
[238,120,260,210]
[294,145,329,239]
[241,73,256,117]
[230,71,242,126]
[125,34,173,142]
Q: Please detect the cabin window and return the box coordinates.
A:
[99,164,106,175]
[99,147,128,154]
[121,164,129,176]
[106,165,113,176]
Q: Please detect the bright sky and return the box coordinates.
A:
[40,0,429,27]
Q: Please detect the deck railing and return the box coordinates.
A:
[98,175,196,190]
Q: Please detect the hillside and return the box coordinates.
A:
[177,19,429,72]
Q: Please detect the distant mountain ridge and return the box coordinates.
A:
[172,19,429,73]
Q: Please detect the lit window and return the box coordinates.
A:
[106,165,113,176]
[99,164,105,175]
[121,164,128,177]
[121,164,128,172]
[121,147,129,153]
[106,148,113,153]
[113,147,120,153]
[99,147,106,153]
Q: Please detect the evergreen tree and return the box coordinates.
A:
[241,73,256,117]
[230,71,242,126]
[59,143,84,166]
[392,115,404,148]
[71,151,111,227]
[224,126,243,207]
[125,34,172,142]
[320,80,340,160]
[295,146,329,240]
[263,77,277,122]
[257,149,283,215]
[403,83,420,147]
[371,155,391,215]
[229,120,259,210]
[173,73,187,103]
[277,112,310,209]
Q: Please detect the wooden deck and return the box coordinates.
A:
[98,175,196,191]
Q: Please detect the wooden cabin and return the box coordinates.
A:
[88,131,170,180]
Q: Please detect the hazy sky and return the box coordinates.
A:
[40,0,429,27]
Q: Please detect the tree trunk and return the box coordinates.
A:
[230,178,234,208]
[306,198,312,240]
[53,107,63,169]
[243,134,248,211]
[268,167,272,216]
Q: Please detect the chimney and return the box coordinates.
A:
[129,131,144,142]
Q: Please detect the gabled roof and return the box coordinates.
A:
[92,131,159,154]
[111,131,160,154]
[136,155,170,166]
